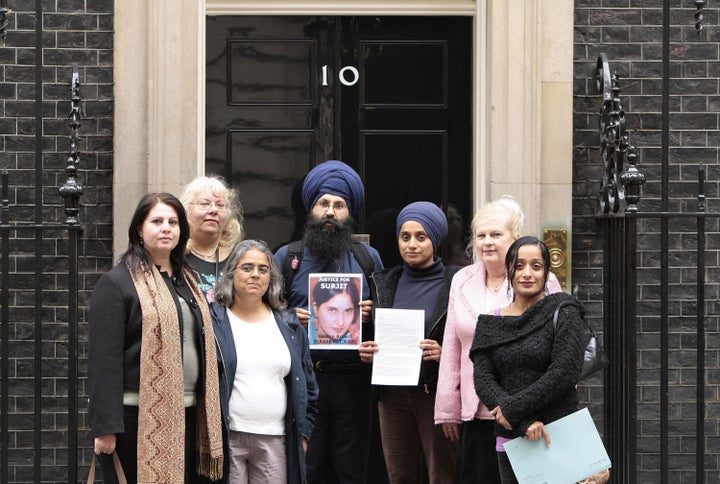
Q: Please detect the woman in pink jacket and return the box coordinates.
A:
[434,197,561,483]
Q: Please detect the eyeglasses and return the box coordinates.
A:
[192,200,228,212]
[238,263,270,275]
[314,200,347,212]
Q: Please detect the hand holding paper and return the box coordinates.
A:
[524,421,550,447]
[419,339,442,362]
[503,408,611,484]
[358,340,378,363]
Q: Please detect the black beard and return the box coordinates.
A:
[303,214,355,267]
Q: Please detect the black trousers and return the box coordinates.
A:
[497,451,519,484]
[456,419,502,484]
[306,369,372,484]
[99,405,201,484]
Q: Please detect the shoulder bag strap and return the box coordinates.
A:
[349,241,377,294]
[553,298,597,336]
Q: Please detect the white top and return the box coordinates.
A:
[482,280,510,314]
[227,309,291,435]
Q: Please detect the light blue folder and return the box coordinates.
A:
[503,407,611,484]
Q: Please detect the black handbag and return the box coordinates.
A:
[553,299,607,382]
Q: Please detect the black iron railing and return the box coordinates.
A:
[0,64,83,483]
[596,4,720,483]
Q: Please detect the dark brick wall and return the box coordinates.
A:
[0,1,113,483]
[574,1,720,482]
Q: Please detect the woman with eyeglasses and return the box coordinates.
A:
[180,175,244,302]
[211,239,318,483]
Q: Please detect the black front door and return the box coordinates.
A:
[206,16,472,264]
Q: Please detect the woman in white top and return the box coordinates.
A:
[434,197,562,483]
[210,239,318,483]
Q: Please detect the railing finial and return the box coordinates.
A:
[58,64,84,226]
[695,1,706,35]
[0,1,10,44]
[596,54,646,215]
[620,146,645,213]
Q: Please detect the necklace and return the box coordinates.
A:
[191,244,219,260]
[191,244,221,282]
[488,277,505,294]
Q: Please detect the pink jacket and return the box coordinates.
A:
[434,262,562,423]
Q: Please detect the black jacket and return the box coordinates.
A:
[87,263,209,438]
[372,261,460,393]
[469,292,590,438]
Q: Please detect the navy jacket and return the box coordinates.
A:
[210,303,319,484]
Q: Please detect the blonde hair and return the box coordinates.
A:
[468,196,524,263]
[179,175,244,250]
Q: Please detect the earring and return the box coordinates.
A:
[139,238,144,245]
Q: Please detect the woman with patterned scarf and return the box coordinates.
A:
[88,193,223,483]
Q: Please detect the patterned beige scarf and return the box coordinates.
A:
[129,263,223,483]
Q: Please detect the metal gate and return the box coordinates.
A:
[0,59,85,483]
[596,7,718,477]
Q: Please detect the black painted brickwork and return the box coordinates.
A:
[0,2,113,483]
[575,1,720,483]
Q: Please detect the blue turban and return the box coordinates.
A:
[396,201,448,251]
[302,160,364,217]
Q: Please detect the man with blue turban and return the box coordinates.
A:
[275,160,384,484]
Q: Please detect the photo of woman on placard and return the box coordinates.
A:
[308,275,362,347]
